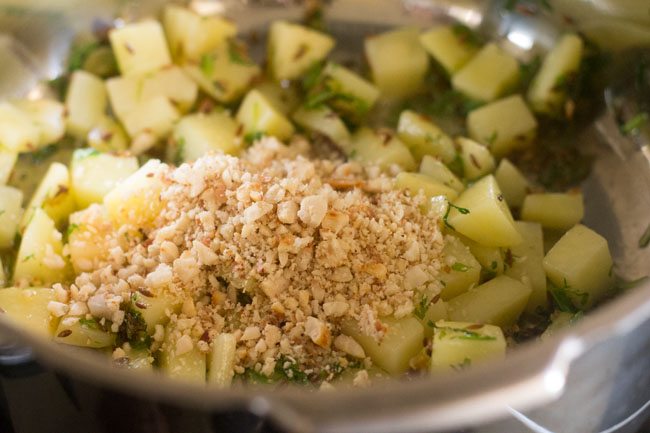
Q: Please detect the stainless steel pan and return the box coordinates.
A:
[0,1,649,432]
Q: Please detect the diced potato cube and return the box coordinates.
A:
[447,175,522,247]
[0,150,17,184]
[13,99,66,146]
[419,297,448,337]
[419,155,464,193]
[122,347,154,370]
[160,320,206,383]
[365,28,429,98]
[506,221,547,314]
[348,128,416,171]
[439,235,481,300]
[109,20,171,76]
[455,234,504,278]
[0,185,22,248]
[183,42,261,104]
[163,5,236,61]
[0,287,56,337]
[541,311,580,341]
[543,224,614,309]
[67,205,116,273]
[310,63,380,122]
[54,316,115,348]
[447,275,532,327]
[494,159,530,208]
[253,80,301,116]
[14,209,68,286]
[236,89,294,141]
[268,21,335,81]
[431,321,506,372]
[20,162,75,231]
[87,116,129,152]
[452,43,520,101]
[0,102,40,152]
[467,95,538,157]
[121,96,181,143]
[171,112,243,163]
[131,291,181,334]
[521,192,584,231]
[395,172,458,203]
[140,66,198,113]
[342,316,424,375]
[420,26,479,74]
[397,111,456,164]
[65,71,107,139]
[70,149,139,209]
[104,159,167,229]
[293,106,351,146]
[208,333,237,387]
[528,34,583,115]
[457,137,495,180]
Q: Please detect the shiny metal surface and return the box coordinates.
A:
[0,1,649,432]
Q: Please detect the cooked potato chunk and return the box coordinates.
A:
[87,116,129,152]
[67,205,116,273]
[54,316,115,348]
[0,287,56,337]
[418,297,449,337]
[171,111,243,163]
[448,275,532,327]
[160,320,206,383]
[446,175,522,247]
[452,43,519,101]
[521,192,584,231]
[293,106,351,146]
[236,89,295,141]
[419,155,464,193]
[70,150,139,209]
[104,159,167,229]
[0,185,23,248]
[528,34,583,115]
[65,71,107,139]
[457,137,495,180]
[457,234,505,277]
[342,316,424,375]
[439,235,481,300]
[494,158,530,208]
[268,21,335,80]
[0,150,17,184]
[365,28,429,98]
[0,102,40,152]
[431,321,506,372]
[208,333,237,387]
[183,42,261,104]
[163,5,236,61]
[253,80,301,116]
[397,111,456,164]
[109,20,172,76]
[20,162,75,231]
[420,26,479,74]
[506,221,548,314]
[131,291,181,334]
[121,96,180,145]
[348,128,416,171]
[14,209,68,286]
[396,172,458,203]
[13,99,66,146]
[543,224,614,309]
[467,95,538,157]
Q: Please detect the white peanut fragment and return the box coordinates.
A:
[334,334,365,359]
[298,195,328,227]
[305,316,331,348]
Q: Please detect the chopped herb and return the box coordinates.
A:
[28,144,59,165]
[73,148,101,161]
[79,317,100,330]
[304,87,339,109]
[620,112,648,135]
[173,137,186,166]
[118,308,151,350]
[237,290,253,306]
[348,149,358,159]
[301,61,325,92]
[519,56,542,90]
[66,223,80,237]
[447,153,464,177]
[68,40,100,72]
[21,254,35,262]
[275,355,309,384]
[199,53,215,77]
[490,261,498,270]
[244,131,265,145]
[639,223,650,248]
[437,326,496,341]
[48,76,69,100]
[414,295,431,320]
[486,131,498,147]
[442,202,470,230]
[451,262,469,272]
[451,357,472,371]
[426,89,483,118]
[549,279,589,312]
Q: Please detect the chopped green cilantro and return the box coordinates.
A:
[451,262,469,272]
[414,295,431,320]
[73,148,101,161]
[436,326,496,341]
[173,137,186,166]
[200,54,215,77]
[451,24,482,47]
[620,112,648,135]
